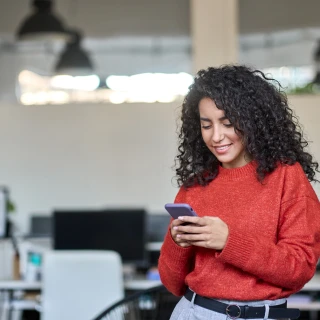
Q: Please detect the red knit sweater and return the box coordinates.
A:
[158,161,320,301]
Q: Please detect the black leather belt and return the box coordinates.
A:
[185,288,300,319]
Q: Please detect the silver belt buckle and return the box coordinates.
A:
[226,304,241,319]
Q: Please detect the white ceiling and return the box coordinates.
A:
[2,0,320,38]
[0,0,319,97]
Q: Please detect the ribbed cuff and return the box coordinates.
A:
[161,232,194,270]
[215,224,256,268]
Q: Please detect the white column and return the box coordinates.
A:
[190,0,238,74]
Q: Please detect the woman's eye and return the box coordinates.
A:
[201,125,211,129]
[223,123,233,128]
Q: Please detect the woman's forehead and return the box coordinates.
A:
[198,98,226,117]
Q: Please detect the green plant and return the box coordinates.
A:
[6,199,16,214]
[287,83,315,94]
[0,186,16,214]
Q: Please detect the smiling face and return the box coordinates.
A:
[199,97,249,169]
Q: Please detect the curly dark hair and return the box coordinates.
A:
[175,64,319,187]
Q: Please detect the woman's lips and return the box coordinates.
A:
[213,144,231,154]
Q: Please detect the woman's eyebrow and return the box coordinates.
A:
[200,116,228,121]
[200,117,211,122]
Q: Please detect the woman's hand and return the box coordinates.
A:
[170,218,193,248]
[173,216,229,250]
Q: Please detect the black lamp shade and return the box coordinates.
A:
[16,0,69,41]
[313,71,320,85]
[55,31,94,76]
[313,39,320,84]
[314,40,320,63]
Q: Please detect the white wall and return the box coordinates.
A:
[0,101,182,233]
[289,95,320,196]
[0,95,320,234]
[239,29,320,69]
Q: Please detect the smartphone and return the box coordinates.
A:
[164,203,198,219]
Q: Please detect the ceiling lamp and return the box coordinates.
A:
[16,0,69,41]
[54,30,94,76]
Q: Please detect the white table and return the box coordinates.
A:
[0,280,41,320]
[124,279,162,291]
[285,274,320,320]
[299,273,320,291]
[0,280,41,291]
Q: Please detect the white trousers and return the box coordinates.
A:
[170,293,287,320]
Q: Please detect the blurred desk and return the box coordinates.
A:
[299,273,320,291]
[1,273,320,295]
[0,280,41,291]
[2,274,320,320]
[0,278,160,292]
[0,280,41,320]
[146,242,162,251]
[287,274,320,320]
[124,279,162,291]
[0,278,161,320]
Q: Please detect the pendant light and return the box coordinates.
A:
[54,30,94,76]
[16,0,69,41]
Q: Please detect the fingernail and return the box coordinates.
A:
[173,226,178,230]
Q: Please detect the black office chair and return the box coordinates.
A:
[91,285,179,320]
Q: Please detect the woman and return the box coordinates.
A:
[158,65,320,319]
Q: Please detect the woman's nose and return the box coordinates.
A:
[212,128,224,143]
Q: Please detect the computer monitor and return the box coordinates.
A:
[146,213,170,242]
[145,213,170,266]
[29,215,52,237]
[53,209,147,265]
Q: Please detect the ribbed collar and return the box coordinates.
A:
[217,161,257,181]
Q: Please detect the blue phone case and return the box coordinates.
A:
[164,203,198,219]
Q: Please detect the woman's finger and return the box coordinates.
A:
[178,233,206,241]
[178,216,204,225]
[174,224,204,234]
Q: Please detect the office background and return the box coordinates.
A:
[0,1,319,319]
[0,0,319,234]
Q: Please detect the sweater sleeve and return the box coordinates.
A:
[216,195,320,291]
[158,187,195,296]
